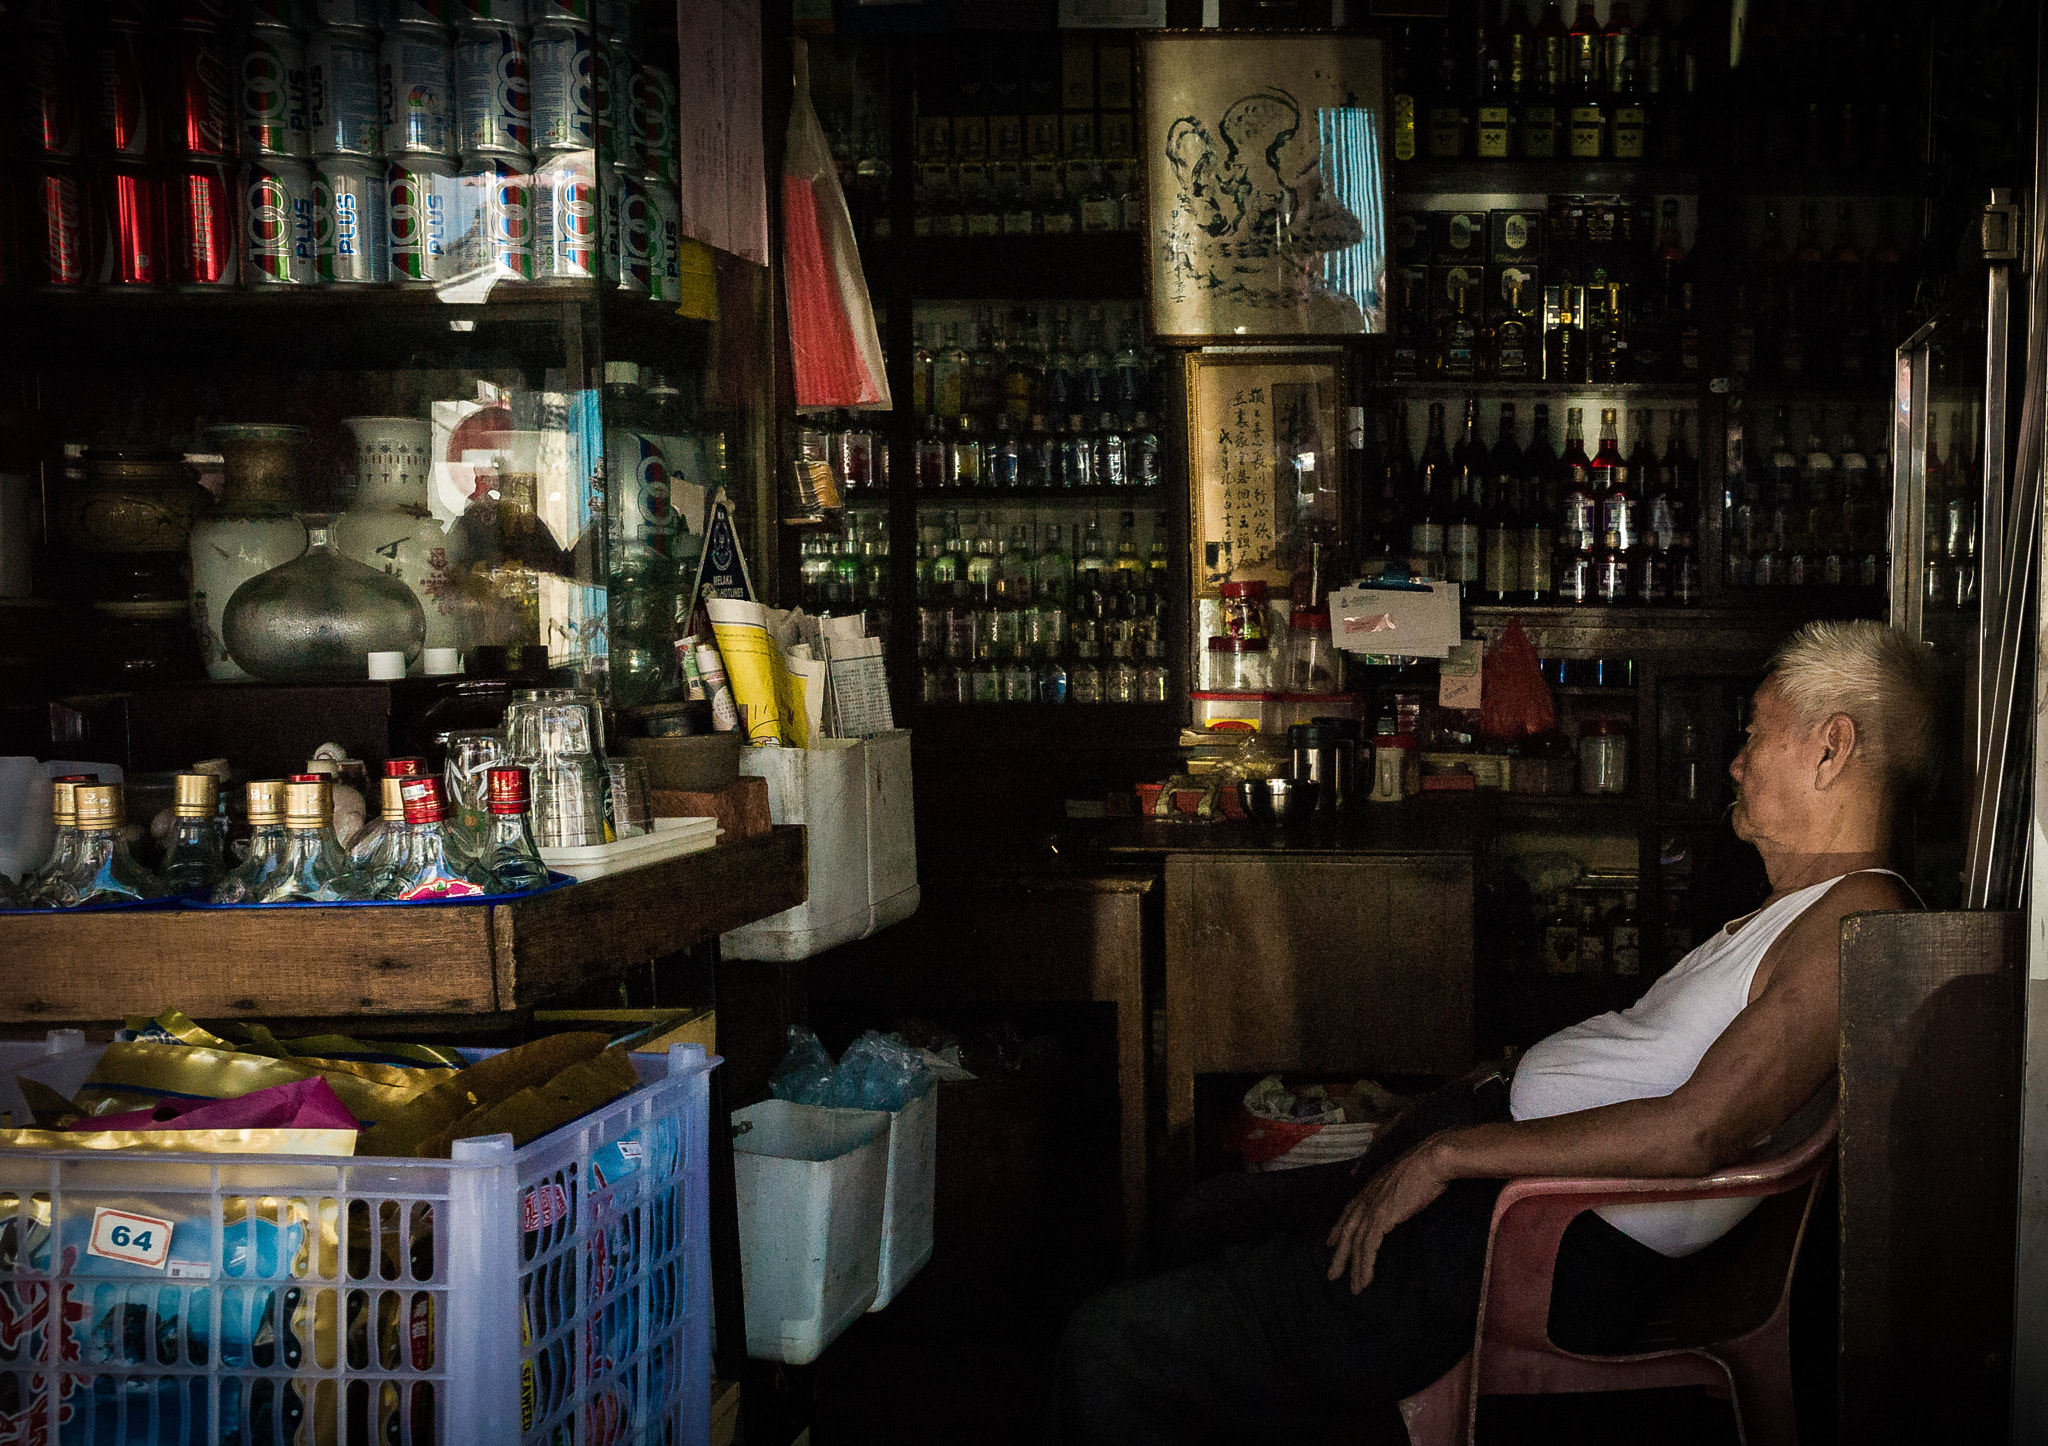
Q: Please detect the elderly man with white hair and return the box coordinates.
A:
[1053,619,1941,1445]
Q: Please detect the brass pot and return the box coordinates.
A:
[61,449,209,554]
[205,423,307,516]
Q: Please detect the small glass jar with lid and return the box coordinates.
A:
[1218,580,1268,641]
[1578,718,1631,794]
[1204,636,1272,692]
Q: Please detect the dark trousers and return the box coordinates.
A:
[1050,1078,1670,1445]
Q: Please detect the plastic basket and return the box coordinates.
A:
[0,1037,715,1446]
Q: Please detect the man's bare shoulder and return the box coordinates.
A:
[1758,871,1914,992]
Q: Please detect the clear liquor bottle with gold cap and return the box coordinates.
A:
[481,767,550,894]
[390,777,494,900]
[156,773,228,896]
[212,781,289,903]
[25,774,96,906]
[64,783,163,907]
[349,758,424,899]
[255,777,363,903]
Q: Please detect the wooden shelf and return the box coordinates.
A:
[0,827,806,1024]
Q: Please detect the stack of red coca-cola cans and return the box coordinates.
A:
[5,0,682,298]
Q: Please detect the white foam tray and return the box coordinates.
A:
[540,815,721,881]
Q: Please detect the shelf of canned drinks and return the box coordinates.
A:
[7,1,687,300]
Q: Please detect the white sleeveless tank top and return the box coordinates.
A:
[1509,868,1905,1257]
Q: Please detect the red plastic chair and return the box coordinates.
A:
[1399,1102,1839,1446]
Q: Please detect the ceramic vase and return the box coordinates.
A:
[224,519,426,682]
[188,426,310,680]
[333,416,485,664]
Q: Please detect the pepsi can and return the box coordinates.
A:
[17,26,84,159]
[315,0,382,22]
[528,22,595,152]
[314,155,388,283]
[533,149,595,281]
[633,64,678,185]
[247,0,305,25]
[602,163,647,293]
[24,164,90,287]
[241,155,315,285]
[240,25,311,157]
[167,160,236,288]
[93,24,153,158]
[606,431,676,562]
[454,24,531,157]
[454,153,532,282]
[97,160,166,286]
[168,26,236,157]
[380,27,454,156]
[307,27,383,158]
[644,172,679,303]
[457,0,528,20]
[387,154,456,284]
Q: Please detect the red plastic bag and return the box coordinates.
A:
[781,39,889,409]
[1479,617,1555,743]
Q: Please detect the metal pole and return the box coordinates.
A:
[1891,321,1937,644]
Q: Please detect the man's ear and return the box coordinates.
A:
[1815,713,1857,789]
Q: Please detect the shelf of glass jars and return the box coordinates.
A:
[857,233,1146,300]
[1391,160,1702,198]
[1465,603,1865,659]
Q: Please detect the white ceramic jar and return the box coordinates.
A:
[189,426,310,681]
[333,416,482,662]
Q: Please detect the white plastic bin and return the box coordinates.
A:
[721,732,919,960]
[869,1086,937,1312]
[730,1099,890,1364]
[0,1034,715,1446]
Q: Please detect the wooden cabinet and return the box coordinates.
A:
[1163,852,1474,1165]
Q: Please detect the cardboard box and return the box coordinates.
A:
[1489,207,1547,264]
[1392,209,1430,263]
[1431,209,1488,266]
[650,774,772,842]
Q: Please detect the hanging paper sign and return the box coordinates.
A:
[688,486,756,613]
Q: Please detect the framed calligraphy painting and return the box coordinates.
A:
[1185,349,1345,598]
[1141,32,1389,344]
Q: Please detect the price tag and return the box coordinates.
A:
[86,1207,174,1270]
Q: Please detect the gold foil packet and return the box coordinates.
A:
[0,1127,357,1155]
[76,1041,435,1127]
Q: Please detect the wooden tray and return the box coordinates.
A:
[0,827,806,1024]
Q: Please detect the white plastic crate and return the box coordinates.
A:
[869,1089,936,1313]
[0,1036,715,1446]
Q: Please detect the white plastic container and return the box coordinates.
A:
[0,1033,715,1445]
[731,1098,890,1364]
[721,731,919,961]
[869,1086,937,1311]
[539,814,719,880]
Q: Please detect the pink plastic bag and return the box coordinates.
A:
[68,1075,359,1133]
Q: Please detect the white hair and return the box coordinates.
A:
[1766,620,1941,785]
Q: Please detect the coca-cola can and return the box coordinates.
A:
[454,25,530,157]
[168,26,236,157]
[532,149,595,281]
[246,0,305,26]
[602,163,646,294]
[380,27,454,157]
[644,171,679,303]
[457,0,528,21]
[632,64,677,185]
[528,22,594,152]
[315,0,382,23]
[17,27,84,160]
[23,164,90,287]
[313,155,388,283]
[385,0,458,25]
[241,25,311,157]
[453,152,531,282]
[240,155,315,285]
[93,24,153,158]
[306,27,383,158]
[166,159,236,288]
[387,153,455,284]
[96,160,165,286]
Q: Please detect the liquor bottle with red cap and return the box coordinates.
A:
[481,767,550,894]
[254,777,362,903]
[348,758,424,897]
[389,777,493,901]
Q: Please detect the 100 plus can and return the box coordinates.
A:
[96,160,166,285]
[314,156,388,283]
[306,27,383,157]
[644,172,679,302]
[535,0,591,18]
[592,39,638,171]
[458,0,529,20]
[167,160,236,287]
[168,26,236,157]
[93,24,154,158]
[23,165,90,287]
[606,430,676,562]
[632,64,677,184]
[453,153,532,281]
[528,22,595,152]
[533,149,595,280]
[241,156,315,285]
[240,25,311,157]
[387,155,454,284]
[18,26,84,158]
[380,27,454,157]
[454,25,531,156]
[385,0,457,24]
[602,163,647,293]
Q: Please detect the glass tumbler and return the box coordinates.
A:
[604,757,651,838]
[527,701,611,847]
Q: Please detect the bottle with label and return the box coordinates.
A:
[156,772,228,897]
[255,778,363,904]
[1639,421,1677,606]
[1578,900,1609,975]
[1594,408,1636,606]
[1836,423,1879,587]
[1481,402,1523,604]
[1521,404,1557,603]
[211,781,290,904]
[1666,411,1702,604]
[391,777,493,900]
[910,324,934,417]
[1371,407,1414,576]
[1493,272,1535,381]
[1542,894,1581,974]
[1443,272,1480,378]
[1543,284,1586,382]
[1609,892,1642,977]
[481,766,550,894]
[1446,400,1485,592]
[1603,1,1644,156]
[933,323,967,419]
[1556,407,1597,605]
[1756,409,1799,587]
[1524,0,1567,157]
[1805,425,1840,585]
[1127,413,1161,488]
[1567,1,1604,156]
[1390,25,1419,162]
[350,759,422,898]
[1474,8,1514,158]
[1427,23,1469,158]
[1411,403,1452,580]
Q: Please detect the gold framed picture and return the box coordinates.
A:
[1185,348,1346,598]
[1141,32,1389,343]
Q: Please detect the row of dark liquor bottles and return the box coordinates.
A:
[1361,399,1702,608]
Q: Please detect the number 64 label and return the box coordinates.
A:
[86,1207,174,1270]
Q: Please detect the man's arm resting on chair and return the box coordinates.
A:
[1325,870,1897,1293]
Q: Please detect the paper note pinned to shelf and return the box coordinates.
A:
[1329,583,1463,660]
[1439,640,1484,708]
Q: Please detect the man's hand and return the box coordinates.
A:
[1325,1136,1454,1295]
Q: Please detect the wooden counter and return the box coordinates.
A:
[0,826,807,1023]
